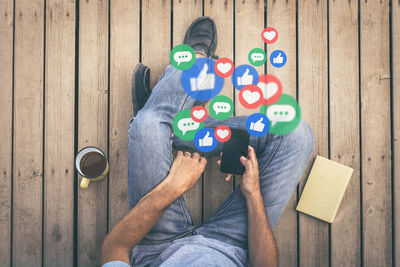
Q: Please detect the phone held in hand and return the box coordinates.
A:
[220,129,250,175]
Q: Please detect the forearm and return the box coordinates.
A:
[101,178,182,265]
[246,191,278,267]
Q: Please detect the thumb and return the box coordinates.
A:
[277,53,282,58]
[204,131,210,138]
[256,117,263,124]
[243,68,249,76]
[240,155,249,167]
[199,63,208,76]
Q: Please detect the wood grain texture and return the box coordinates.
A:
[109,0,139,230]
[329,1,361,266]
[297,0,329,266]
[142,0,171,89]
[393,1,400,265]
[43,0,75,266]
[360,0,392,265]
[172,0,203,226]
[13,0,44,266]
[266,1,297,266]
[77,0,109,265]
[0,0,13,266]
[203,0,234,221]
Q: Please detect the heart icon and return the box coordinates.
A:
[216,129,229,139]
[193,110,205,120]
[258,82,278,100]
[217,63,232,74]
[263,31,276,41]
[242,90,261,104]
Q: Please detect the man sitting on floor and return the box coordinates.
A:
[101,17,313,267]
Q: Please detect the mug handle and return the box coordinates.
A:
[80,178,90,189]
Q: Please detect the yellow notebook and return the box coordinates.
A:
[296,155,354,223]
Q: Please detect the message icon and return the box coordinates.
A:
[248,48,266,67]
[232,64,259,90]
[215,57,234,78]
[239,85,264,109]
[261,94,301,135]
[270,50,287,68]
[181,58,225,101]
[246,113,269,137]
[194,128,218,153]
[257,74,282,105]
[215,125,231,142]
[170,44,195,70]
[173,109,204,141]
[261,27,278,44]
[209,95,234,120]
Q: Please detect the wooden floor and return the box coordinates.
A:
[0,0,399,266]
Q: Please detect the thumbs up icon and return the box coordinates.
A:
[198,131,213,147]
[273,53,283,64]
[250,117,265,132]
[237,68,253,86]
[190,63,216,91]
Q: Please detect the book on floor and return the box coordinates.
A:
[296,155,354,223]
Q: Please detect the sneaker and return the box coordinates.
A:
[131,63,151,116]
[183,16,218,59]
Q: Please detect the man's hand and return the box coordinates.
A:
[217,146,261,198]
[165,151,207,196]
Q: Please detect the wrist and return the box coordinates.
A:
[243,189,262,202]
[160,176,184,200]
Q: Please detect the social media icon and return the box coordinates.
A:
[261,27,278,44]
[239,85,264,109]
[170,44,196,70]
[260,94,301,135]
[214,125,231,142]
[181,58,224,101]
[248,48,266,67]
[173,109,204,140]
[191,106,208,123]
[270,50,287,68]
[194,128,218,152]
[209,95,234,120]
[257,74,282,105]
[215,57,234,78]
[246,113,269,137]
[232,65,259,90]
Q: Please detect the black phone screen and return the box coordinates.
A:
[220,129,250,175]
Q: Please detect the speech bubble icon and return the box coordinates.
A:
[174,51,192,66]
[251,53,265,63]
[213,102,231,115]
[266,105,296,126]
[177,117,200,135]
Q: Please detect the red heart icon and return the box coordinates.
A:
[239,85,264,109]
[214,125,231,142]
[191,106,207,122]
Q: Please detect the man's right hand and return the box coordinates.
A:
[165,151,207,196]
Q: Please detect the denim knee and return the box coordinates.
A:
[128,109,160,139]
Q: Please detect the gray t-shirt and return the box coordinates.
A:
[102,235,247,267]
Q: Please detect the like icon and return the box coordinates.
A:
[215,57,234,78]
[215,125,231,142]
[232,65,259,90]
[194,128,218,152]
[246,113,269,137]
[270,50,287,68]
[261,27,278,44]
[239,85,264,109]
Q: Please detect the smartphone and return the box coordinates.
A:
[220,129,250,175]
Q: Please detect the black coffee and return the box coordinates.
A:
[80,152,107,178]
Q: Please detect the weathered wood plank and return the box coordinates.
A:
[266,1,297,266]
[203,0,234,221]
[360,0,392,265]
[329,1,361,266]
[297,0,329,266]
[142,0,171,89]
[43,0,75,266]
[393,0,400,264]
[13,0,44,266]
[172,0,203,226]
[77,0,109,265]
[0,0,13,266]
[109,0,139,230]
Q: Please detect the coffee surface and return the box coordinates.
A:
[80,152,106,178]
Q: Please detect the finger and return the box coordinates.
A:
[247,146,257,162]
[177,151,184,157]
[204,131,210,138]
[243,68,249,75]
[256,117,263,123]
[225,174,232,182]
[277,53,282,58]
[219,152,223,157]
[184,151,191,157]
[200,156,207,166]
[240,155,250,167]
[217,160,221,166]
[192,152,201,160]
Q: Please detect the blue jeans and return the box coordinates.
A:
[128,65,314,249]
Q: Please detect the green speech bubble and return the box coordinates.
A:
[209,95,234,120]
[248,48,266,67]
[173,109,204,140]
[170,44,196,71]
